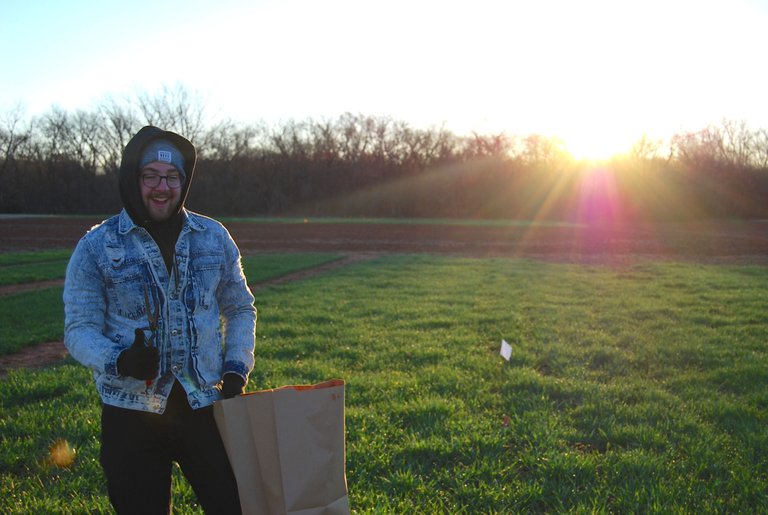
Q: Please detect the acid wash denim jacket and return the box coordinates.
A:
[64,209,257,414]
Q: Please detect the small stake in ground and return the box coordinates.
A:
[500,339,512,361]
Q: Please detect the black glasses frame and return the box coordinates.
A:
[141,174,183,189]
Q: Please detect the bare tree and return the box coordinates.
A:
[39,106,74,163]
[336,113,375,162]
[200,119,266,161]
[719,119,756,169]
[98,96,140,173]
[520,134,568,170]
[464,131,512,158]
[752,128,768,169]
[70,110,104,172]
[136,83,207,143]
[0,104,35,211]
[629,133,665,161]
[0,103,32,174]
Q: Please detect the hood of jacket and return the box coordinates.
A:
[119,125,197,227]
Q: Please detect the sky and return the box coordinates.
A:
[1,0,767,159]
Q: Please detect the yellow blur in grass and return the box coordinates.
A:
[47,439,76,468]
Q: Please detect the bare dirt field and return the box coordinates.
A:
[1,215,766,375]
[1,215,767,263]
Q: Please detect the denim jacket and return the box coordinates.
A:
[64,209,256,414]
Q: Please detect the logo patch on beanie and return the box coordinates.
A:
[157,150,172,163]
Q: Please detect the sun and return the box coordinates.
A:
[558,125,636,162]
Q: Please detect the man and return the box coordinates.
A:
[64,125,256,514]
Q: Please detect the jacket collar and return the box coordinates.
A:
[118,208,204,235]
[185,211,206,232]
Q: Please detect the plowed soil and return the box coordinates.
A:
[2,215,767,262]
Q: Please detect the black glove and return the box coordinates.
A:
[221,373,246,399]
[116,328,160,380]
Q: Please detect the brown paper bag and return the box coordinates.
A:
[214,379,350,515]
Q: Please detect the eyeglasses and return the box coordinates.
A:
[141,174,183,189]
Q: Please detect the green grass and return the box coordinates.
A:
[0,288,65,355]
[0,262,69,287]
[241,252,343,283]
[0,250,71,286]
[0,252,343,357]
[0,251,343,288]
[2,255,767,512]
[0,250,73,267]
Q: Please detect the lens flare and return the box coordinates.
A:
[48,439,76,468]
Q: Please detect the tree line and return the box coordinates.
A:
[2,85,767,221]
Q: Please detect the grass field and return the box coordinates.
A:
[0,252,343,356]
[1,252,767,512]
[0,250,72,286]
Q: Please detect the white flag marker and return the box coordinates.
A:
[500,339,512,361]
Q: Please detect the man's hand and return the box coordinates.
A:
[221,373,246,399]
[116,328,160,380]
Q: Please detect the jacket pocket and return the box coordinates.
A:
[104,258,149,320]
[192,341,225,388]
[190,254,223,310]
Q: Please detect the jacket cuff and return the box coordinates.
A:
[105,347,123,376]
[223,360,249,382]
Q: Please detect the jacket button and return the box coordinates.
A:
[171,329,179,336]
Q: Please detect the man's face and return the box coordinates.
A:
[139,162,183,222]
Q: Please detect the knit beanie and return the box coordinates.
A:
[139,139,186,178]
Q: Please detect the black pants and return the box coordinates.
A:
[99,381,241,515]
